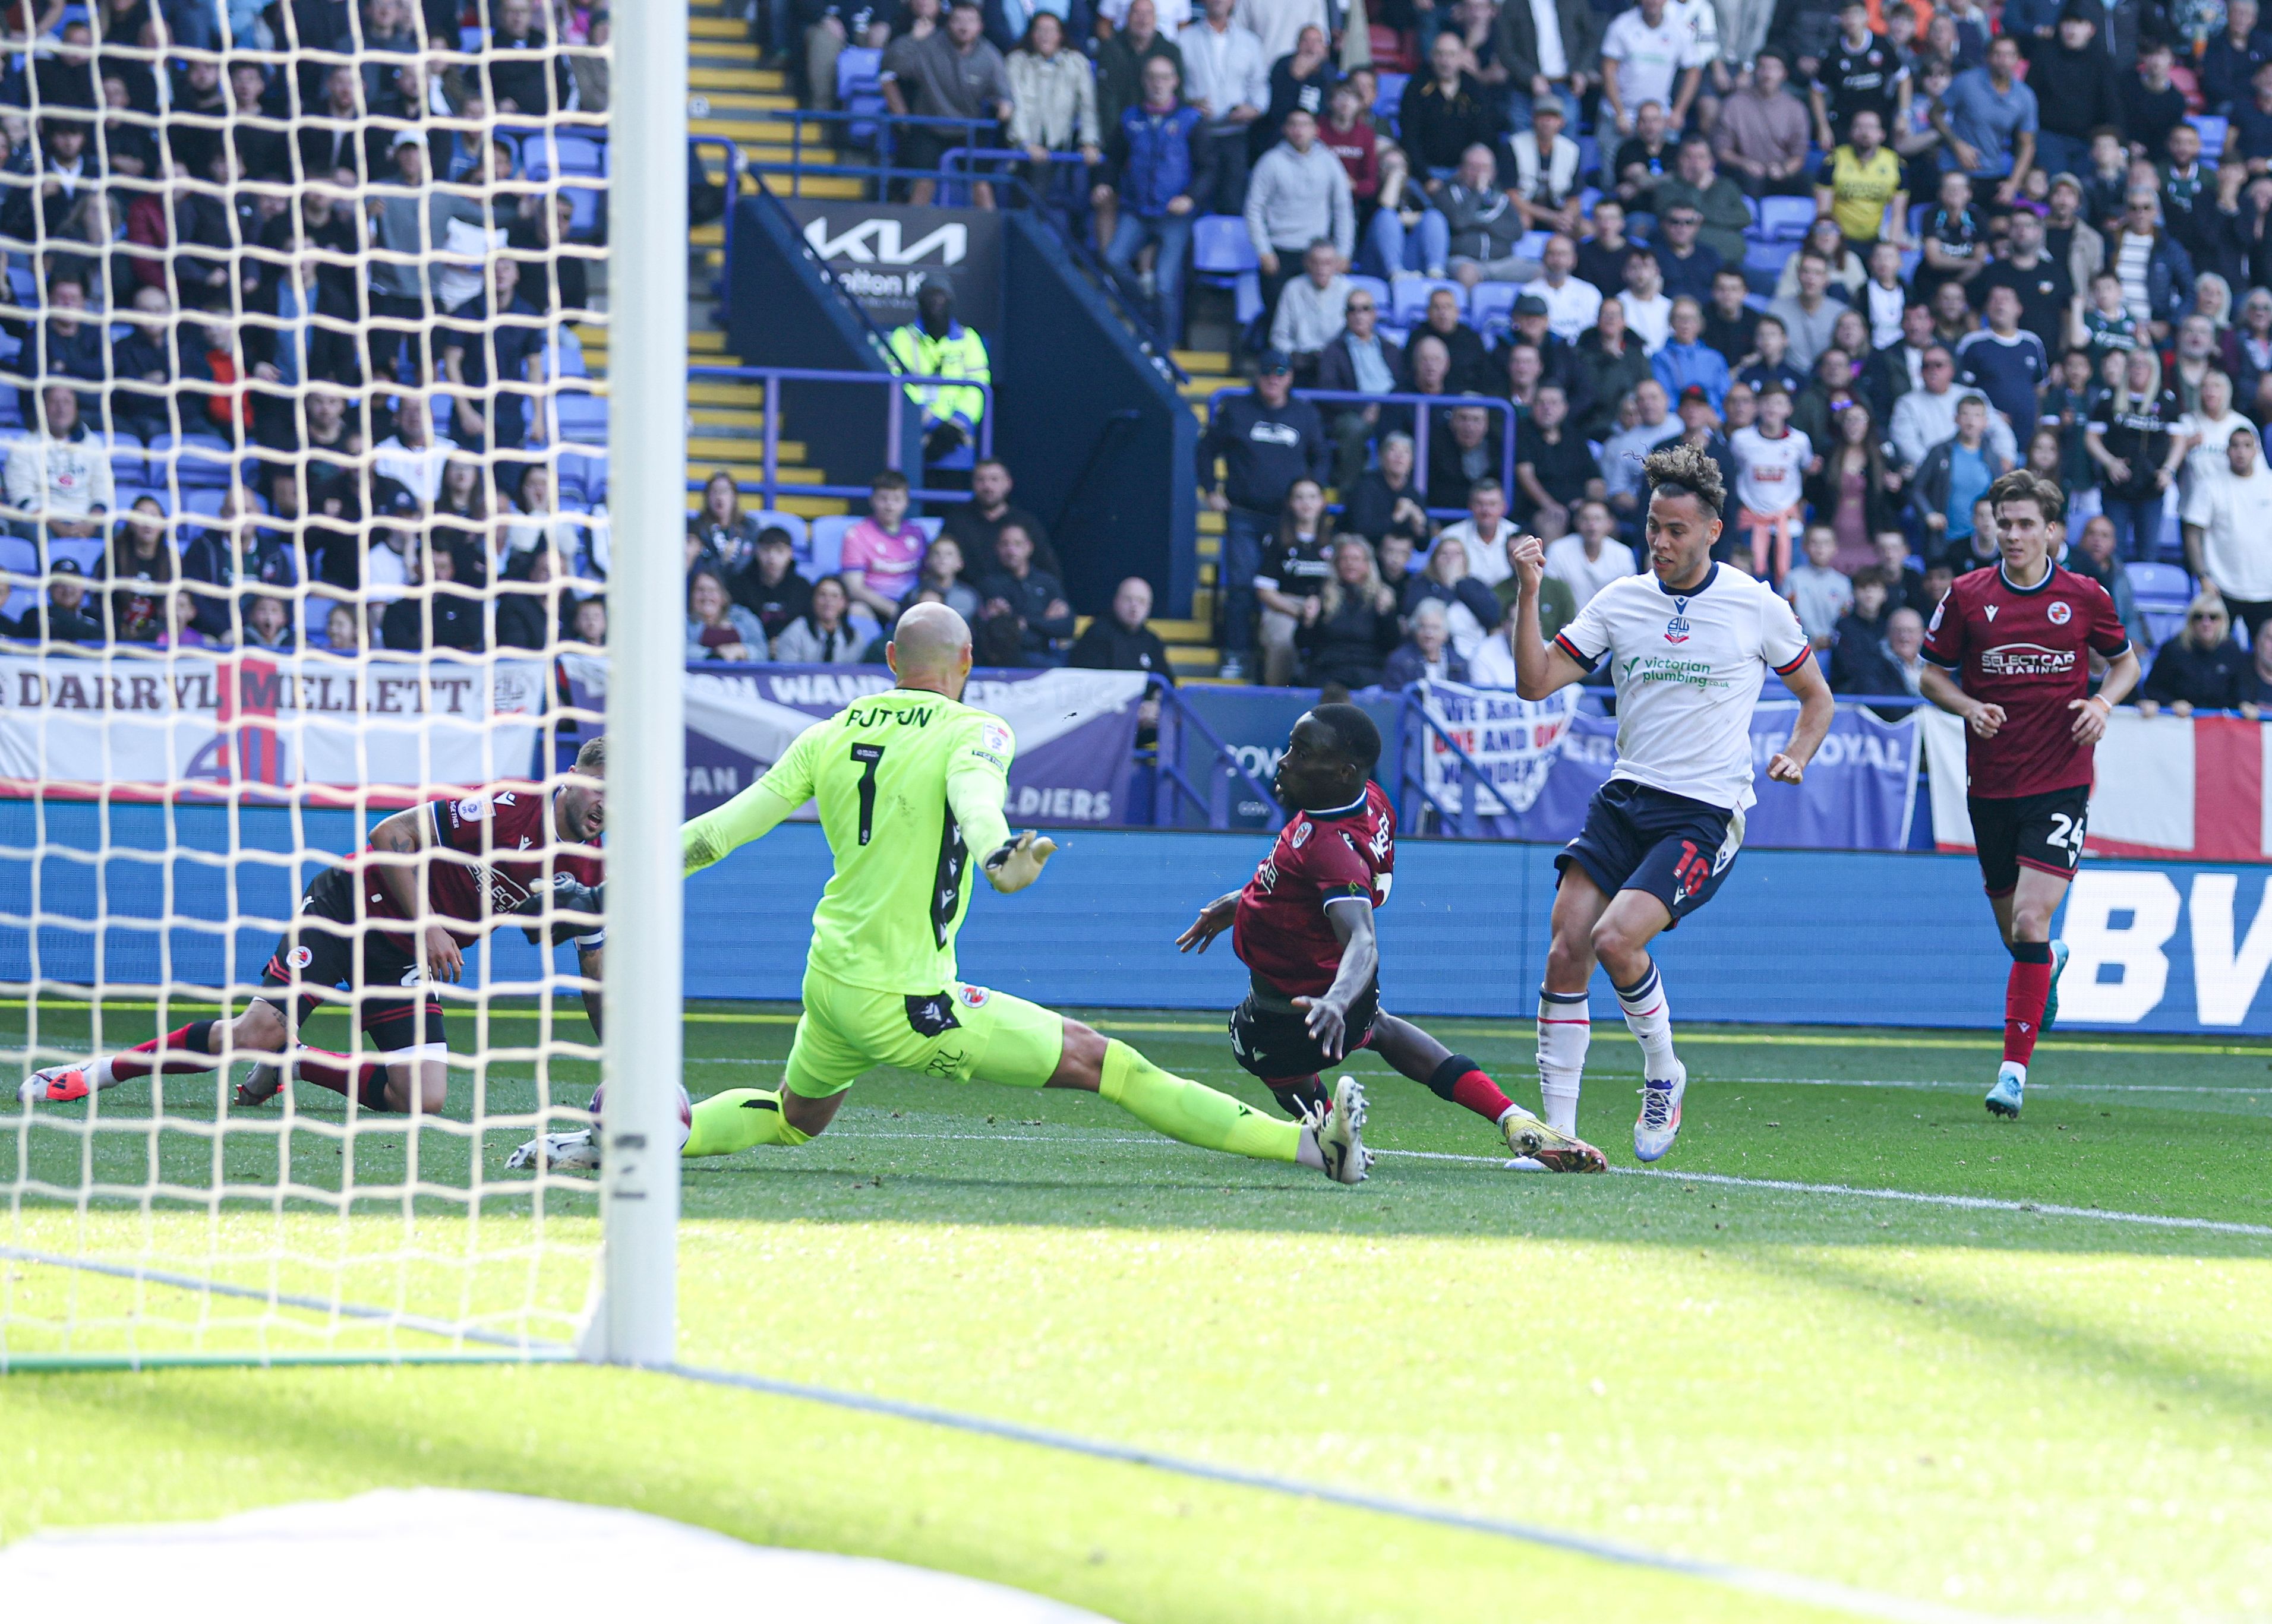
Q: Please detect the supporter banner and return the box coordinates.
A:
[560,659,1147,822]
[1409,687,1920,849]
[0,651,547,801]
[1921,709,2272,860]
[783,201,1004,329]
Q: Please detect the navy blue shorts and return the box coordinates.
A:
[1554,779,1742,927]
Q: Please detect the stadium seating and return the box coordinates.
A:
[1391,278,1463,325]
[1469,282,1519,334]
[1758,196,1814,242]
[1192,216,1263,327]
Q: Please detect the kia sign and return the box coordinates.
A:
[784,201,1001,328]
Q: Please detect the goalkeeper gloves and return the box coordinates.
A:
[983,831,1059,895]
[516,873,605,944]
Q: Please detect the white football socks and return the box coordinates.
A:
[1535,988,1590,1135]
[89,1056,119,1091]
[1615,961,1680,1081]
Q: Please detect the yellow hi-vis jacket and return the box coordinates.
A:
[888,319,990,430]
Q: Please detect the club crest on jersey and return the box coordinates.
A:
[1664,615,1692,644]
[1291,822,1312,848]
[2047,601,2072,625]
[958,985,990,1008]
[288,946,313,970]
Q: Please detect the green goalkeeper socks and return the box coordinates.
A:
[1098,1040,1299,1164]
[683,1089,813,1158]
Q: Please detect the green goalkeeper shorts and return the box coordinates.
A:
[783,968,1066,1099]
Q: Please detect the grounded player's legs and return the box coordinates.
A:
[1369,1013,1516,1125]
[33,999,290,1100]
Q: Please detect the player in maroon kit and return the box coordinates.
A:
[1918,472,2141,1118]
[18,738,608,1116]
[1176,705,1606,1170]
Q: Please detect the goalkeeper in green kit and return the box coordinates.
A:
[658,603,1369,1182]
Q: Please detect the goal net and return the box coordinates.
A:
[0,2,675,1369]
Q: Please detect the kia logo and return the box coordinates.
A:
[803,217,968,266]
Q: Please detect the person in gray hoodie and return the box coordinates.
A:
[368,131,487,383]
[1242,108,1352,334]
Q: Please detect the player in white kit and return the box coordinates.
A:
[1506,443,1835,1161]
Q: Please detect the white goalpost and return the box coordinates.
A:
[0,1,681,1370]
[591,0,686,1369]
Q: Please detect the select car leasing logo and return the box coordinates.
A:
[803,216,969,266]
[1978,643,2077,677]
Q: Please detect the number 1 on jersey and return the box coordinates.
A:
[851,744,885,845]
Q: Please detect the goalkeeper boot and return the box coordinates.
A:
[18,1065,91,1105]
[2041,939,2070,1031]
[506,1130,601,1172]
[1984,1062,2025,1119]
[1633,1061,1688,1163]
[1312,1075,1371,1185]
[1500,1106,1608,1172]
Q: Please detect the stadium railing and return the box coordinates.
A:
[1203,388,1519,520]
[1148,678,1286,833]
[687,364,993,508]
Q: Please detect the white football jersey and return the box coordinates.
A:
[1554,563,1813,811]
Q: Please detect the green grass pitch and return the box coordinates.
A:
[4,998,2270,1622]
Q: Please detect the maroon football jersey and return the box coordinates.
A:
[1232,782,1396,999]
[357,785,605,949]
[1921,563,2130,799]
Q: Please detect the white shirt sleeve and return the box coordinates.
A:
[1558,581,1617,666]
[1756,582,1812,674]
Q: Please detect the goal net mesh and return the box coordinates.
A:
[0,2,617,1366]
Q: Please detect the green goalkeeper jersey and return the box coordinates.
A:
[681,688,1017,994]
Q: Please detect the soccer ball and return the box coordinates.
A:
[586,1081,693,1152]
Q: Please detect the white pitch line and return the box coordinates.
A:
[821,1127,2272,1238]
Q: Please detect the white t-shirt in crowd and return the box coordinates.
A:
[1544,534,1639,606]
[1618,289,1673,354]
[2181,460,2272,603]
[1533,273,1604,343]
[1730,424,1812,515]
[374,434,452,504]
[1433,517,1519,587]
[1469,627,1519,686]
[1553,561,1812,811]
[1601,5,1709,113]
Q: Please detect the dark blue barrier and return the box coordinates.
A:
[725,190,921,493]
[12,804,2272,1034]
[996,213,1198,618]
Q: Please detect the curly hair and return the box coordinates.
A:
[1987,467,2063,525]
[1642,440,1726,515]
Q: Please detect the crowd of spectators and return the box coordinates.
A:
[677,457,1181,683]
[0,0,611,656]
[1118,0,2272,696]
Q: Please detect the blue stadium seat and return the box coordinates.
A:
[1759,196,1813,242]
[0,535,37,583]
[835,46,886,143]
[1392,277,1463,324]
[459,24,484,50]
[556,449,604,500]
[808,514,857,577]
[1743,239,1795,276]
[183,488,228,518]
[1345,273,1391,317]
[2191,113,2229,156]
[172,434,236,489]
[1192,215,1261,326]
[566,185,603,235]
[1576,135,1600,183]
[914,516,943,544]
[1469,282,1519,333]
[553,394,609,446]
[1516,229,1552,262]
[1373,72,1408,119]
[2126,560,2194,608]
[48,536,103,574]
[553,133,605,176]
[107,437,148,488]
[751,511,810,560]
